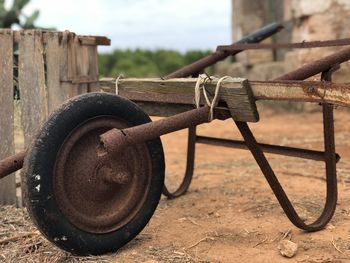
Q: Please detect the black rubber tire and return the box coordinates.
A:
[22,93,165,255]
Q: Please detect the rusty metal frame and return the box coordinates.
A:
[161,65,339,230]
[234,69,338,231]
[161,28,350,200]
[162,39,342,230]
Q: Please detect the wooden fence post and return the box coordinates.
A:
[18,30,47,148]
[0,29,16,205]
[46,32,72,114]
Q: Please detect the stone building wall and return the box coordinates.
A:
[218,0,350,82]
[285,0,350,82]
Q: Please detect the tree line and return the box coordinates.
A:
[98,49,213,78]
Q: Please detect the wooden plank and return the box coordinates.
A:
[100,77,350,109]
[135,102,195,117]
[87,45,100,92]
[14,31,111,46]
[18,30,47,148]
[67,35,88,96]
[57,32,79,99]
[67,34,81,96]
[221,79,258,122]
[0,29,16,205]
[46,32,71,114]
[100,77,259,121]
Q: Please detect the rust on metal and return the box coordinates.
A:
[276,46,350,80]
[216,38,350,51]
[195,136,340,162]
[53,116,152,233]
[232,67,339,231]
[234,113,336,231]
[162,126,197,199]
[0,150,26,180]
[100,106,213,158]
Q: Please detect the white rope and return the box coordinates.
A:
[115,74,124,95]
[194,74,210,108]
[208,76,232,121]
[194,75,239,121]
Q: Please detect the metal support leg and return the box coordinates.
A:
[234,69,338,231]
[163,126,197,199]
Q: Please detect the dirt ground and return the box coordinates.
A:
[2,103,350,262]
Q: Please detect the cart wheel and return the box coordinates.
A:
[22,93,165,255]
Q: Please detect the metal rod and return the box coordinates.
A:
[0,150,26,180]
[315,70,338,227]
[234,67,339,231]
[195,136,340,162]
[216,38,350,51]
[162,126,197,199]
[234,119,334,231]
[164,22,283,79]
[275,46,350,80]
[99,106,212,157]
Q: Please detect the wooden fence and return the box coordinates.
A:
[0,29,110,205]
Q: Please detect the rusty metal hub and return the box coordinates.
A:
[53,116,152,234]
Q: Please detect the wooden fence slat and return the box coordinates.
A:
[0,29,16,205]
[46,32,71,114]
[75,42,89,94]
[68,35,88,96]
[88,45,100,92]
[19,30,47,147]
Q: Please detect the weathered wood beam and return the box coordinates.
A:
[100,77,350,108]
[0,29,16,205]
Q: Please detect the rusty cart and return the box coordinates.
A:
[1,23,350,255]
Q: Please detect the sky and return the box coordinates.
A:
[19,0,232,53]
